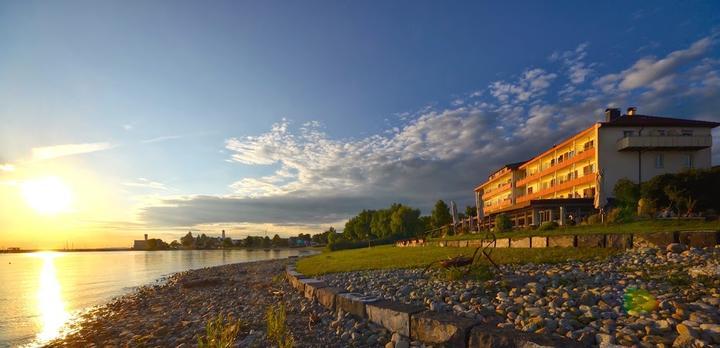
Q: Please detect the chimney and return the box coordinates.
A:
[627,107,637,116]
[605,108,620,122]
[144,234,148,241]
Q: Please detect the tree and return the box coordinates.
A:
[431,200,452,229]
[390,205,421,238]
[465,206,477,218]
[180,231,195,248]
[271,234,286,247]
[370,209,392,238]
[613,178,640,209]
[494,214,512,232]
[170,240,181,249]
[262,236,271,248]
[222,238,234,248]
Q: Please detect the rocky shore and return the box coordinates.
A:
[46,259,391,348]
[321,245,720,347]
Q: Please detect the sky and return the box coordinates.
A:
[1,1,720,248]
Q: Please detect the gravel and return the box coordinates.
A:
[320,245,720,347]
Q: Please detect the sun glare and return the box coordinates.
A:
[21,177,74,215]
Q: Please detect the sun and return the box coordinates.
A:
[21,177,74,215]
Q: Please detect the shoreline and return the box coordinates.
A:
[0,246,321,254]
[44,256,388,348]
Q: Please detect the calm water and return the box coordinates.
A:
[0,249,313,347]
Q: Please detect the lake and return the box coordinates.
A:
[0,249,314,347]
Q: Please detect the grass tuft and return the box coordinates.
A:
[266,302,294,348]
[197,314,244,348]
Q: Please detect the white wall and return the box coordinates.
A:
[597,125,714,202]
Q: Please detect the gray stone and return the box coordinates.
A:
[303,279,327,300]
[410,310,479,347]
[315,287,346,310]
[605,234,632,249]
[548,235,575,248]
[678,231,719,248]
[365,300,425,337]
[336,293,379,318]
[467,324,584,347]
[633,232,676,248]
[576,234,605,248]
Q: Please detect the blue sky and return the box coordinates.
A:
[1,1,720,245]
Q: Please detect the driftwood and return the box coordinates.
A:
[423,232,500,274]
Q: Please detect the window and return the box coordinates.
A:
[623,130,635,137]
[527,187,533,194]
[681,129,693,136]
[655,154,664,168]
[683,154,694,168]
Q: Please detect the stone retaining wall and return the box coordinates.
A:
[395,230,719,250]
[285,264,581,347]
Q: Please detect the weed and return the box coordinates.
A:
[266,302,294,348]
[197,314,244,348]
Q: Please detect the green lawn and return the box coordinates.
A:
[437,219,720,241]
[296,245,618,276]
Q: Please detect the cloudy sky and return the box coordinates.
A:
[1,1,720,248]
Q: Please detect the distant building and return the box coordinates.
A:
[133,234,149,250]
[474,107,719,228]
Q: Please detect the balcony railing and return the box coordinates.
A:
[617,135,712,151]
[516,148,595,187]
[516,173,596,203]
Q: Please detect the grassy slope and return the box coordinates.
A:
[437,219,720,241]
[296,245,618,276]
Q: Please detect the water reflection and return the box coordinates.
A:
[34,252,69,343]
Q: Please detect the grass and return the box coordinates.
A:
[296,245,618,276]
[436,219,720,241]
[197,314,245,348]
[266,302,294,348]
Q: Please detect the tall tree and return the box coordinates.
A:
[431,200,452,229]
[180,231,195,248]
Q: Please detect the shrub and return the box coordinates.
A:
[607,207,634,224]
[494,214,512,233]
[538,221,559,231]
[613,178,640,209]
[586,214,601,225]
[197,314,244,348]
[266,303,294,348]
[637,198,657,218]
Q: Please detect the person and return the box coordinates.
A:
[567,213,576,226]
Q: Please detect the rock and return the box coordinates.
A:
[384,342,394,348]
[596,333,615,345]
[666,243,687,253]
[676,323,699,338]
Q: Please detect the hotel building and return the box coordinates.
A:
[474,107,719,228]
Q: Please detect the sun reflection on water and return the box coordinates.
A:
[34,252,69,343]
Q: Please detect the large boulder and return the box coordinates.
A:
[410,311,479,347]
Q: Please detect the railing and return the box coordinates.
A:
[516,149,595,187]
[516,173,596,203]
[482,182,512,200]
[616,135,712,151]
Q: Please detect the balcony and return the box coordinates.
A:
[617,135,712,152]
[482,182,512,200]
[516,173,595,204]
[516,149,595,187]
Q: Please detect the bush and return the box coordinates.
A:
[607,207,634,224]
[637,198,657,218]
[586,214,601,225]
[613,178,640,209]
[266,303,294,348]
[326,237,395,251]
[538,221,559,231]
[494,214,512,232]
[197,314,244,348]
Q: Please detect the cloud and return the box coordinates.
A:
[141,135,184,143]
[31,142,114,161]
[595,36,714,92]
[0,164,14,172]
[139,34,720,232]
[123,178,173,191]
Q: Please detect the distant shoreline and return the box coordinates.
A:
[0,246,321,254]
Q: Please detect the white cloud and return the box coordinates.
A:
[141,135,183,144]
[31,142,114,161]
[140,34,720,230]
[0,164,14,172]
[123,178,173,191]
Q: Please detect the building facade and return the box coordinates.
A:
[474,108,718,229]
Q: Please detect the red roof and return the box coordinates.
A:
[600,114,720,128]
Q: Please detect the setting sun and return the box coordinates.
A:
[21,177,74,215]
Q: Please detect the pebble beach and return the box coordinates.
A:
[45,245,720,348]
